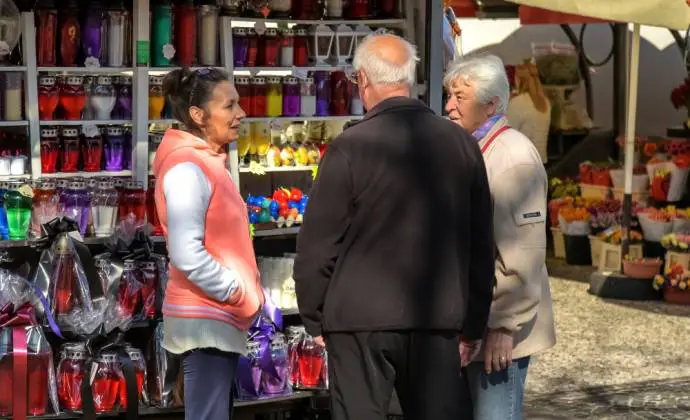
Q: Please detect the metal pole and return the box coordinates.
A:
[621,24,641,264]
[427,0,444,114]
[612,24,629,139]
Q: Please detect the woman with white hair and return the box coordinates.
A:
[444,55,557,419]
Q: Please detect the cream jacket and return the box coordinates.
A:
[477,117,557,360]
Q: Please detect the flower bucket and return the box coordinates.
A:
[622,259,662,279]
[643,240,667,260]
[664,250,690,273]
[579,184,610,200]
[638,213,673,242]
[663,286,690,305]
[589,235,602,268]
[646,161,689,202]
[612,188,649,206]
[564,234,591,265]
[609,170,648,192]
[551,227,565,258]
[598,242,643,273]
[672,218,690,233]
[590,169,611,187]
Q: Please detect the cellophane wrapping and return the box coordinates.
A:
[286,325,328,391]
[0,269,60,417]
[146,323,184,408]
[33,229,106,335]
[236,315,293,400]
[96,220,166,333]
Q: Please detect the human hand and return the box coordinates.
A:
[314,336,325,347]
[483,328,514,374]
[459,338,482,368]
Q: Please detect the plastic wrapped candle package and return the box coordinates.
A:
[56,341,147,414]
[146,323,184,409]
[235,316,293,401]
[286,326,329,391]
[0,269,60,418]
[94,221,168,333]
[258,255,297,311]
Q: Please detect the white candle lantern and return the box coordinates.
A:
[332,24,355,65]
[353,24,373,51]
[308,24,334,66]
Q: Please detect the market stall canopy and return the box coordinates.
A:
[506,0,690,30]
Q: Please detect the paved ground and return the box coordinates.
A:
[523,260,690,419]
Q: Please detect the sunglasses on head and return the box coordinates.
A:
[346,69,360,85]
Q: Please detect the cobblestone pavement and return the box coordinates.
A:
[524,265,690,419]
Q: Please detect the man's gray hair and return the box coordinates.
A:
[352,33,419,87]
[444,55,510,114]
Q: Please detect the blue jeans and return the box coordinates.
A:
[465,356,530,420]
[183,348,239,420]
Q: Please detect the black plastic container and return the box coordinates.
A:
[564,234,592,265]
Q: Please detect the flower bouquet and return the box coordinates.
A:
[609,165,648,193]
[670,76,690,127]
[666,206,690,233]
[646,153,690,202]
[653,263,690,304]
[638,208,674,242]
[558,206,590,236]
[598,228,643,245]
[660,232,690,252]
[622,255,662,279]
[579,161,614,187]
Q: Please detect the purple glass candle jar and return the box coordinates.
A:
[82,1,106,66]
[104,126,125,171]
[237,340,263,400]
[233,28,248,67]
[262,333,290,395]
[60,181,91,235]
[123,128,132,170]
[282,77,300,117]
[116,76,132,120]
[314,71,331,117]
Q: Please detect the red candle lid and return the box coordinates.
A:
[233,28,247,36]
[235,76,250,85]
[39,76,56,86]
[296,28,308,36]
[126,180,143,189]
[282,29,294,37]
[41,128,58,138]
[107,126,124,136]
[61,127,79,137]
[265,28,278,37]
[252,76,266,85]
[66,76,84,85]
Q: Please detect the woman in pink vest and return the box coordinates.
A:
[152,67,264,420]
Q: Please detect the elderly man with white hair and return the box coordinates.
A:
[294,34,495,420]
[444,54,557,419]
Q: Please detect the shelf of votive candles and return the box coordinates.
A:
[240,165,317,173]
[148,66,226,76]
[0,121,28,127]
[39,120,133,126]
[230,17,406,26]
[253,226,300,238]
[37,67,135,74]
[234,66,353,73]
[243,116,363,122]
[149,119,179,125]
[0,66,27,72]
[40,170,133,179]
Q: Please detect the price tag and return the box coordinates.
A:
[269,119,284,131]
[82,124,99,138]
[162,44,176,60]
[254,21,267,36]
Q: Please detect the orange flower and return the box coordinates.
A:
[643,142,657,157]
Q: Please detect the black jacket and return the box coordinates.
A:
[293,97,494,339]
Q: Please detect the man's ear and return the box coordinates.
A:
[189,106,205,126]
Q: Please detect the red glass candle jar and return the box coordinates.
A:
[32,181,60,237]
[36,8,58,67]
[147,177,162,236]
[51,237,79,315]
[298,334,325,388]
[91,353,121,413]
[57,342,86,411]
[295,0,316,19]
[118,260,141,319]
[247,29,259,67]
[82,131,103,172]
[294,28,309,66]
[0,329,52,416]
[138,260,157,318]
[59,7,81,66]
[262,28,280,67]
[330,71,350,116]
[59,76,86,120]
[175,1,197,66]
[119,181,146,225]
[235,76,251,116]
[119,347,146,408]
[349,0,369,18]
[40,128,60,174]
[38,76,60,120]
[60,128,80,173]
[250,77,267,118]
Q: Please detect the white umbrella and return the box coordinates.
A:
[508,0,690,259]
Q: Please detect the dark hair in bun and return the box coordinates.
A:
[162,67,230,131]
